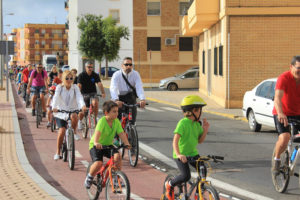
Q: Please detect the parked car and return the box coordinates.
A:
[242,78,277,132]
[159,68,199,91]
[101,66,119,77]
[61,65,70,72]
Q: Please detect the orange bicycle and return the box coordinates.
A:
[86,144,130,200]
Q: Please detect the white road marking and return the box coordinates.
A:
[161,107,181,112]
[75,150,83,158]
[80,160,145,200]
[139,142,274,200]
[145,107,163,112]
[25,108,31,113]
[137,108,145,112]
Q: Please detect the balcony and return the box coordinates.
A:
[54,44,59,50]
[35,55,41,61]
[45,33,49,39]
[45,44,49,49]
[53,34,59,39]
[25,33,30,38]
[63,34,67,39]
[25,55,30,60]
[181,0,219,36]
[34,33,39,39]
[34,44,40,49]
[63,55,68,60]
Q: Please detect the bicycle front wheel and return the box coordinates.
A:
[89,114,96,138]
[127,125,139,167]
[105,171,130,200]
[82,116,89,139]
[51,117,56,132]
[36,101,40,128]
[198,184,219,200]
[86,163,101,200]
[68,130,75,170]
[162,174,182,200]
[271,147,290,193]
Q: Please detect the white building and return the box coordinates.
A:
[67,0,133,73]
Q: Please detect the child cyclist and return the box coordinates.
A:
[84,100,131,189]
[46,85,56,128]
[165,95,210,200]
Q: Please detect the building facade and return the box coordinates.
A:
[182,0,300,108]
[66,0,133,73]
[12,24,68,66]
[133,0,199,83]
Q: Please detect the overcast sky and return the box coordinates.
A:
[3,0,67,34]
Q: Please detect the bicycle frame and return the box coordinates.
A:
[286,121,300,176]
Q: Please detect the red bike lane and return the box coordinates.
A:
[13,83,229,200]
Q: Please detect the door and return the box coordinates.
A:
[179,71,199,88]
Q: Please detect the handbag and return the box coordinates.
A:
[122,73,138,98]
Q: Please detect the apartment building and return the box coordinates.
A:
[133,0,199,82]
[66,0,133,73]
[182,0,300,108]
[12,24,68,66]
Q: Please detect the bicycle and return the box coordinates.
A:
[271,118,300,193]
[82,94,102,139]
[161,155,224,200]
[58,109,80,170]
[86,144,130,200]
[35,94,43,128]
[51,116,56,132]
[119,103,147,167]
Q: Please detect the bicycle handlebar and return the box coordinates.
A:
[288,118,300,125]
[98,143,129,151]
[56,109,81,114]
[123,103,149,108]
[186,155,224,163]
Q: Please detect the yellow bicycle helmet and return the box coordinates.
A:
[180,95,207,112]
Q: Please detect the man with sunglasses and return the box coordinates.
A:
[272,55,300,175]
[77,61,106,129]
[26,63,48,117]
[110,57,146,124]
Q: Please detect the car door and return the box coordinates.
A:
[179,71,198,88]
[264,81,276,127]
[253,81,273,125]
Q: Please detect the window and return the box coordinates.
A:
[179,2,189,15]
[269,82,276,100]
[35,40,39,44]
[202,51,205,74]
[219,46,223,76]
[147,2,160,16]
[35,29,39,33]
[147,37,161,51]
[179,37,193,51]
[214,47,217,75]
[109,9,120,23]
[183,71,197,78]
[255,81,273,98]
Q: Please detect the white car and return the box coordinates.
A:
[242,78,277,132]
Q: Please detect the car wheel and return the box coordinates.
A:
[167,83,178,91]
[248,110,262,132]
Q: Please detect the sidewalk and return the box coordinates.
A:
[0,80,66,200]
[101,79,246,121]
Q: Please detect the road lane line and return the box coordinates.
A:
[80,160,145,200]
[161,107,181,112]
[75,150,83,158]
[139,142,273,200]
[145,107,163,112]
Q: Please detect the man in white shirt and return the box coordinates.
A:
[110,57,146,123]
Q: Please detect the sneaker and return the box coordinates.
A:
[272,160,281,176]
[53,154,60,161]
[74,134,80,141]
[165,181,174,200]
[84,176,93,189]
[78,121,83,130]
[32,109,36,116]
[47,122,52,128]
[43,112,46,118]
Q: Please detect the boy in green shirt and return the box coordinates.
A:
[165,95,210,200]
[84,100,130,189]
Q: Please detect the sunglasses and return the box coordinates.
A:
[66,77,73,81]
[293,65,300,70]
[123,63,133,66]
[88,66,94,69]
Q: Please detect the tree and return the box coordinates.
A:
[78,14,129,77]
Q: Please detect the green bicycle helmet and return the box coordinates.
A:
[180,95,207,112]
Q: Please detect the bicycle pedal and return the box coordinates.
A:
[294,172,299,177]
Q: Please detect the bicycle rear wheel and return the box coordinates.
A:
[271,146,290,193]
[68,129,75,170]
[82,115,89,139]
[105,171,130,200]
[86,163,101,200]
[51,117,56,132]
[199,184,220,200]
[61,141,67,162]
[127,125,139,167]
[89,114,96,138]
[36,101,40,128]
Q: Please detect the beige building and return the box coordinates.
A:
[133,0,199,83]
[12,24,68,66]
[182,0,300,108]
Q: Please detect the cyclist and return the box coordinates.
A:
[77,61,106,129]
[84,100,130,189]
[21,64,33,102]
[47,65,58,87]
[52,69,63,85]
[51,70,86,160]
[272,55,300,175]
[110,57,146,124]
[71,68,78,84]
[26,63,48,117]
[16,68,23,95]
[165,95,209,200]
[46,85,56,128]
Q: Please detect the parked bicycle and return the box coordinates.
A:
[119,103,147,167]
[86,144,130,200]
[82,94,102,139]
[271,118,300,193]
[58,109,80,170]
[161,155,224,200]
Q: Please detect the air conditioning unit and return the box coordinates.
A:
[165,38,176,46]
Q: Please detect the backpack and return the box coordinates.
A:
[33,70,44,78]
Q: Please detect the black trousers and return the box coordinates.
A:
[118,92,137,124]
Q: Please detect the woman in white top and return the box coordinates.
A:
[51,70,86,160]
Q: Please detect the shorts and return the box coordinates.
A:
[31,86,46,95]
[55,117,67,129]
[83,93,98,107]
[274,115,300,135]
[90,146,119,162]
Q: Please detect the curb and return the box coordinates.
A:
[9,82,68,200]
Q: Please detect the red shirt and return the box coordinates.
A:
[272,71,300,116]
[22,68,29,83]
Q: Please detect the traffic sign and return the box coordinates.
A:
[0,41,14,55]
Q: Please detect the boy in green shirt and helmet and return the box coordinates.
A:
[165,95,210,200]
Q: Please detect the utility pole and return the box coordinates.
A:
[0,0,3,89]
